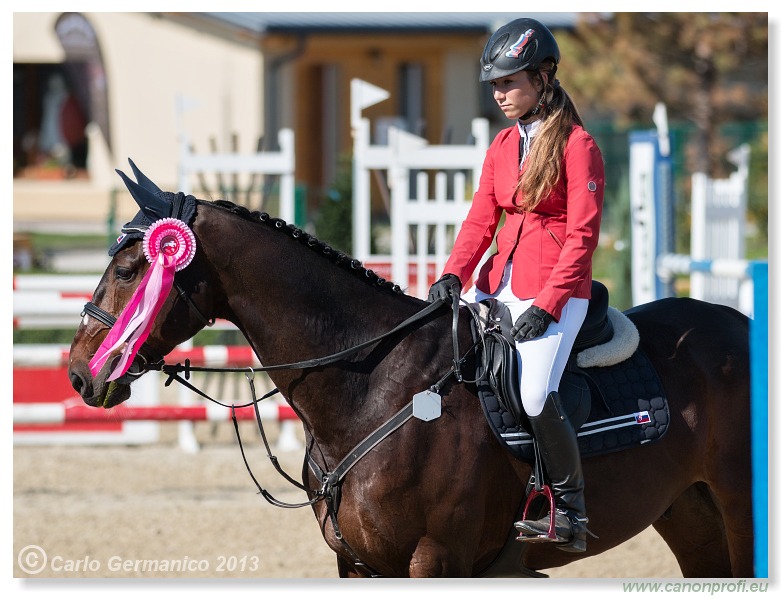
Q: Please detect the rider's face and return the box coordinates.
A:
[489,70,545,122]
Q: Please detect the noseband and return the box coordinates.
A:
[81,301,164,383]
[81,280,214,383]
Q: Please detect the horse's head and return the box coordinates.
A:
[68,161,218,408]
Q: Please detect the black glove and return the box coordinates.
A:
[427,273,462,304]
[511,305,555,341]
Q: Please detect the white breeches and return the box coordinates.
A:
[462,262,588,417]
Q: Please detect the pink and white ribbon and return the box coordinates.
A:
[89,218,196,381]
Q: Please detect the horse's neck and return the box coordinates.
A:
[197,207,414,451]
[219,254,391,364]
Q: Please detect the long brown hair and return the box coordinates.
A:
[513,60,584,212]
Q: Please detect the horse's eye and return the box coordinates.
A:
[115,266,134,280]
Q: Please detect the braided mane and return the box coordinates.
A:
[209,199,403,295]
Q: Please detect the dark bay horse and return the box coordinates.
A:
[67,172,753,577]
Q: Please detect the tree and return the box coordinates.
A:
[558,12,768,175]
[313,153,353,254]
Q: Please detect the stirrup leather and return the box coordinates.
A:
[517,439,557,541]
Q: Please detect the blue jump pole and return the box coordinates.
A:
[750,261,768,578]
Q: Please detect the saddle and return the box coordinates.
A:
[470,281,669,463]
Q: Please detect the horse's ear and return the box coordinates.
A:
[116,166,169,221]
[128,158,163,194]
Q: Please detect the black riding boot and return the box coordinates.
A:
[514,391,590,553]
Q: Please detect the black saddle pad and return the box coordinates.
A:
[476,348,670,462]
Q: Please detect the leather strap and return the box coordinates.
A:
[174,281,215,327]
[233,299,445,374]
[83,287,450,380]
[325,401,414,489]
[306,402,415,578]
[81,301,165,370]
[451,289,462,382]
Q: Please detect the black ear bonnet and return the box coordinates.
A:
[109,159,197,256]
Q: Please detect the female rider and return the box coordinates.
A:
[428,17,604,553]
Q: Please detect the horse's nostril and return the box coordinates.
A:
[69,370,86,395]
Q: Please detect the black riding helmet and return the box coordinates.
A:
[479,18,560,82]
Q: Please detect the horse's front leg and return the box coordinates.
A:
[409,536,471,577]
[336,555,366,578]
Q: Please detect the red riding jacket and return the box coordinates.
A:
[443,123,604,321]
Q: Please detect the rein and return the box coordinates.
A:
[84,293,449,376]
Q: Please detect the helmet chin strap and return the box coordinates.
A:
[519,92,546,122]
[518,69,553,122]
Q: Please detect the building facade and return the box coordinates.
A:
[13,12,574,231]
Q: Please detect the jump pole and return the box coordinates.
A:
[14,403,298,425]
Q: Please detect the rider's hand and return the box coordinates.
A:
[511,305,555,341]
[427,274,462,304]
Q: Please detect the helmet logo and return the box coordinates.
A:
[506,28,535,59]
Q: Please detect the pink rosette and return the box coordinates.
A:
[142,218,197,271]
[89,219,196,381]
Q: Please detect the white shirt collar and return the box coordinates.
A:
[517,119,543,169]
[517,118,543,138]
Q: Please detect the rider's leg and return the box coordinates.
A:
[512,297,590,552]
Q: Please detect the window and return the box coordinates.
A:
[14,13,110,181]
[13,62,89,179]
[399,62,424,136]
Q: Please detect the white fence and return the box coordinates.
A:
[689,144,750,310]
[653,144,752,315]
[178,128,296,223]
[12,274,236,331]
[656,255,756,317]
[351,79,490,298]
[631,114,755,316]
